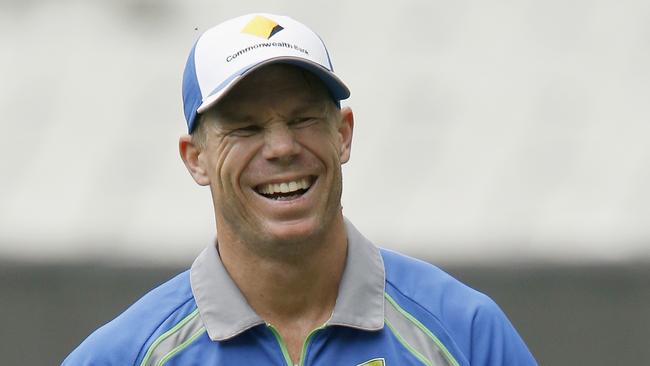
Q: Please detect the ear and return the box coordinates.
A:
[338,107,354,164]
[179,134,210,186]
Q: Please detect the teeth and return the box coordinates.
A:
[258,178,311,195]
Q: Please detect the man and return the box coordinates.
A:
[64,13,537,366]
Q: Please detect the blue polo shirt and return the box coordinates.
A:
[63,220,537,366]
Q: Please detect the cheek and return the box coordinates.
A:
[203,143,228,179]
[218,140,262,189]
[200,140,234,194]
[295,126,342,163]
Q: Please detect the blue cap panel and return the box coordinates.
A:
[182,43,203,133]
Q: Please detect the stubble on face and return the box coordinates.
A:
[198,64,348,261]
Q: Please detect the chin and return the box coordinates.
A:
[263,218,323,243]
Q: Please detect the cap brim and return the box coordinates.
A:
[196,56,350,115]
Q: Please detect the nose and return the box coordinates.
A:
[262,123,301,162]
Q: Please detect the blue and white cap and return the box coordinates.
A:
[182,13,351,133]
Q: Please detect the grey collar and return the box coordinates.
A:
[190,218,386,341]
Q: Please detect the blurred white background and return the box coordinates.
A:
[1,0,648,265]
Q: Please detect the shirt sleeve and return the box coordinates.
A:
[61,323,142,366]
[468,297,538,366]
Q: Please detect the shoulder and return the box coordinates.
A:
[62,270,197,366]
[380,248,537,366]
[381,247,492,317]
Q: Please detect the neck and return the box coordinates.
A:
[217,214,348,324]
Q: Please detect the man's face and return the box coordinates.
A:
[194,64,353,254]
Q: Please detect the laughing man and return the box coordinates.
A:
[63,13,537,366]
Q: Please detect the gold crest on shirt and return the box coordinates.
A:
[356,358,385,366]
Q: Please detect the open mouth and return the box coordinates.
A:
[254,176,315,201]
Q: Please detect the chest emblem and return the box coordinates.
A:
[356,358,385,366]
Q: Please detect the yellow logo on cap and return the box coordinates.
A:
[241,15,284,39]
[357,358,385,366]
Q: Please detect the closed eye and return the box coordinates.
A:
[228,125,262,137]
[289,117,320,128]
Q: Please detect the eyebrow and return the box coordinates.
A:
[214,113,255,127]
